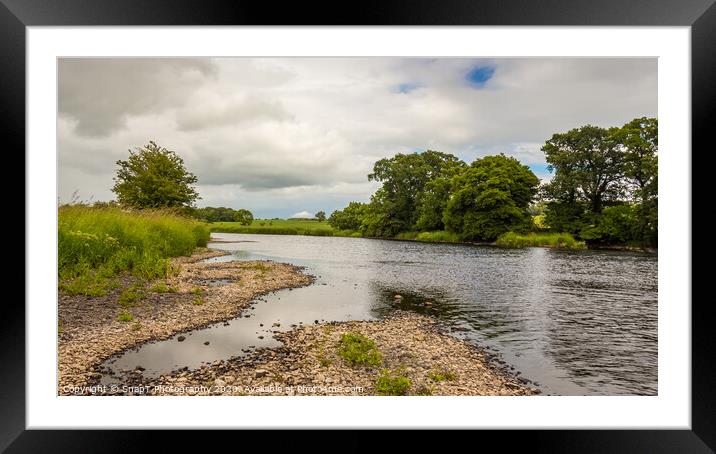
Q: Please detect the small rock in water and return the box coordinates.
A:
[135,366,145,371]
[425,301,432,306]
[177,336,186,342]
[394,294,402,299]
[204,341,210,345]
[259,324,264,327]
[272,322,281,327]
[258,336,264,339]
[314,320,319,324]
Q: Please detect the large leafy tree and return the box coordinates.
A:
[367,150,463,235]
[112,141,199,209]
[542,125,624,214]
[443,154,539,241]
[541,119,658,246]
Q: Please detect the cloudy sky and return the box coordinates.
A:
[58,57,657,218]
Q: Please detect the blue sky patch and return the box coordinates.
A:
[528,163,553,180]
[397,83,418,94]
[466,65,496,88]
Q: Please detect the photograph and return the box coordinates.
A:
[57,56,658,397]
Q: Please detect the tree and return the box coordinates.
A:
[112,141,199,209]
[443,154,539,241]
[542,125,624,214]
[315,211,326,222]
[328,202,367,231]
[367,150,463,234]
[234,209,254,226]
[541,118,658,246]
[613,117,658,245]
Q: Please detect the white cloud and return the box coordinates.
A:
[58,57,657,217]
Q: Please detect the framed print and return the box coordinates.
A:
[6,0,713,450]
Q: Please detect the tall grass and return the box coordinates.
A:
[58,205,210,295]
[495,231,586,249]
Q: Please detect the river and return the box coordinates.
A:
[102,233,658,395]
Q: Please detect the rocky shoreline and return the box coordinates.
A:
[100,312,537,396]
[59,249,537,397]
[58,248,313,395]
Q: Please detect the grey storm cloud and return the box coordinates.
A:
[59,58,217,137]
[58,57,657,217]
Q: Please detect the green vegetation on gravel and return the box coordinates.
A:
[338,332,383,367]
[375,368,412,395]
[428,366,457,382]
[117,311,133,322]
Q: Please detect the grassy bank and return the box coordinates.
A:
[211,221,455,242]
[59,205,210,295]
[495,232,586,249]
[211,219,336,236]
[394,231,461,243]
[211,219,587,250]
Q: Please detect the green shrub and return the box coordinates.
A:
[338,333,383,367]
[583,205,640,244]
[375,368,412,396]
[117,311,133,322]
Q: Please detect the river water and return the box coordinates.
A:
[102,233,658,395]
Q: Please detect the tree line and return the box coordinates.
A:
[329,117,657,246]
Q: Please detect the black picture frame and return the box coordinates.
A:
[5,0,711,450]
